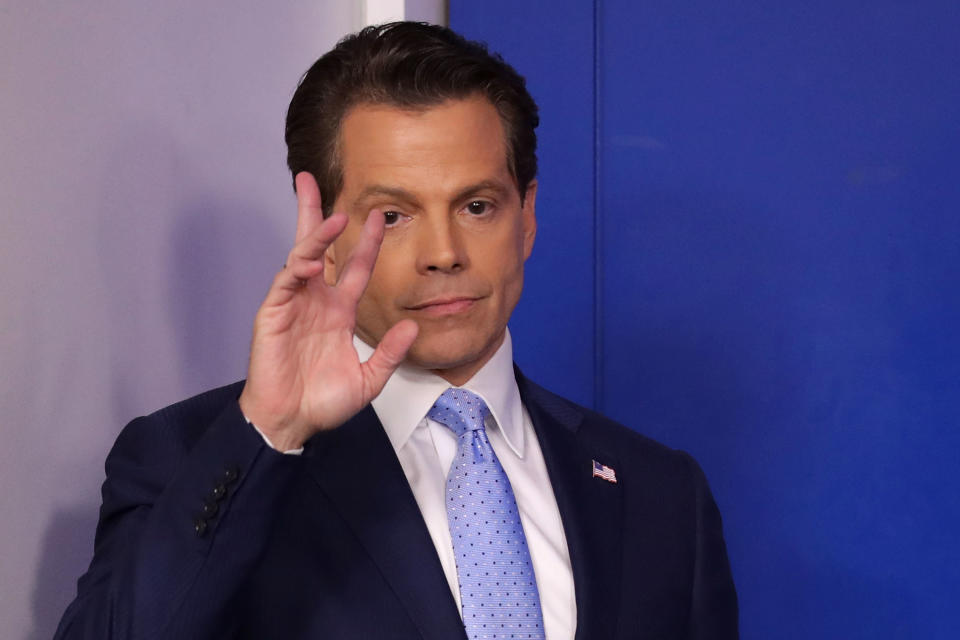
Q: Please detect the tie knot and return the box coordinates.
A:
[427,388,490,437]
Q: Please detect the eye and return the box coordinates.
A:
[464,200,490,215]
[383,210,402,227]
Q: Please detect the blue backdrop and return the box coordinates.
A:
[452,2,960,638]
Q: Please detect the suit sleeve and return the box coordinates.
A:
[53,395,300,640]
[683,453,739,640]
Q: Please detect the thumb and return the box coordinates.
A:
[360,320,419,398]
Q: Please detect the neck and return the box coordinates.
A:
[431,361,487,387]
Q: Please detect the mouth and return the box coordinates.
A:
[405,296,481,317]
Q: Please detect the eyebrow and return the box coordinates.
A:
[352,180,512,208]
[450,180,512,203]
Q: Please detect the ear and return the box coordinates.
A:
[324,238,338,286]
[521,180,537,260]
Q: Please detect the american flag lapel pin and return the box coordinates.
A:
[592,459,617,484]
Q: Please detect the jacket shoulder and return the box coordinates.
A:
[518,375,739,636]
[111,380,246,458]
[518,373,701,480]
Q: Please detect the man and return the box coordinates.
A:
[56,22,738,639]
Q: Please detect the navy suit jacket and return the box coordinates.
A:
[55,369,738,639]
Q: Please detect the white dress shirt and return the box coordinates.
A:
[353,329,576,640]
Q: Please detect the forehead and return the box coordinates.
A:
[336,96,514,201]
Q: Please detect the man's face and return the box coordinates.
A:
[327,95,536,382]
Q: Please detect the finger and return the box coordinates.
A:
[337,209,385,299]
[259,261,323,309]
[276,260,325,293]
[286,211,347,276]
[267,213,347,299]
[294,171,324,244]
[360,320,419,398]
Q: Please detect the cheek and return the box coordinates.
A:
[355,276,397,340]
[362,247,406,306]
[499,219,528,267]
[482,231,526,300]
[360,269,391,307]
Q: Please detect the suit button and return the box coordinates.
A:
[201,499,218,518]
[211,483,227,500]
[223,466,240,484]
[194,518,208,537]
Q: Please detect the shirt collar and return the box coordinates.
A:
[353,328,525,459]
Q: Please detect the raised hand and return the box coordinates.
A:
[238,172,418,450]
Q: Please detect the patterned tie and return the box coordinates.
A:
[427,388,546,640]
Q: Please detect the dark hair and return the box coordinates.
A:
[285,22,539,217]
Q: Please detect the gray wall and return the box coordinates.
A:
[0,2,359,637]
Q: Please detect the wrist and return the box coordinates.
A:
[238,391,306,451]
[250,421,305,454]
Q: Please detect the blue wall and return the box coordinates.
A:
[452,2,960,637]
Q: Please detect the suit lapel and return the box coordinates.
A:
[296,371,625,640]
[302,406,466,640]
[517,369,624,640]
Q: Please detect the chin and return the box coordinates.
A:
[406,328,501,373]
[406,341,480,371]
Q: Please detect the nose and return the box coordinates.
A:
[415,214,467,274]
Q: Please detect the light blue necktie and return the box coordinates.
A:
[428,388,546,640]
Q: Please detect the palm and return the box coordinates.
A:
[239,172,417,449]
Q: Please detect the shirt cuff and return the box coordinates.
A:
[244,414,304,455]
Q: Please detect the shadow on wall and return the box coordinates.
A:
[35,122,289,635]
[38,195,286,636]
[166,196,287,394]
[107,192,287,423]
[29,505,99,640]
[92,123,289,425]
